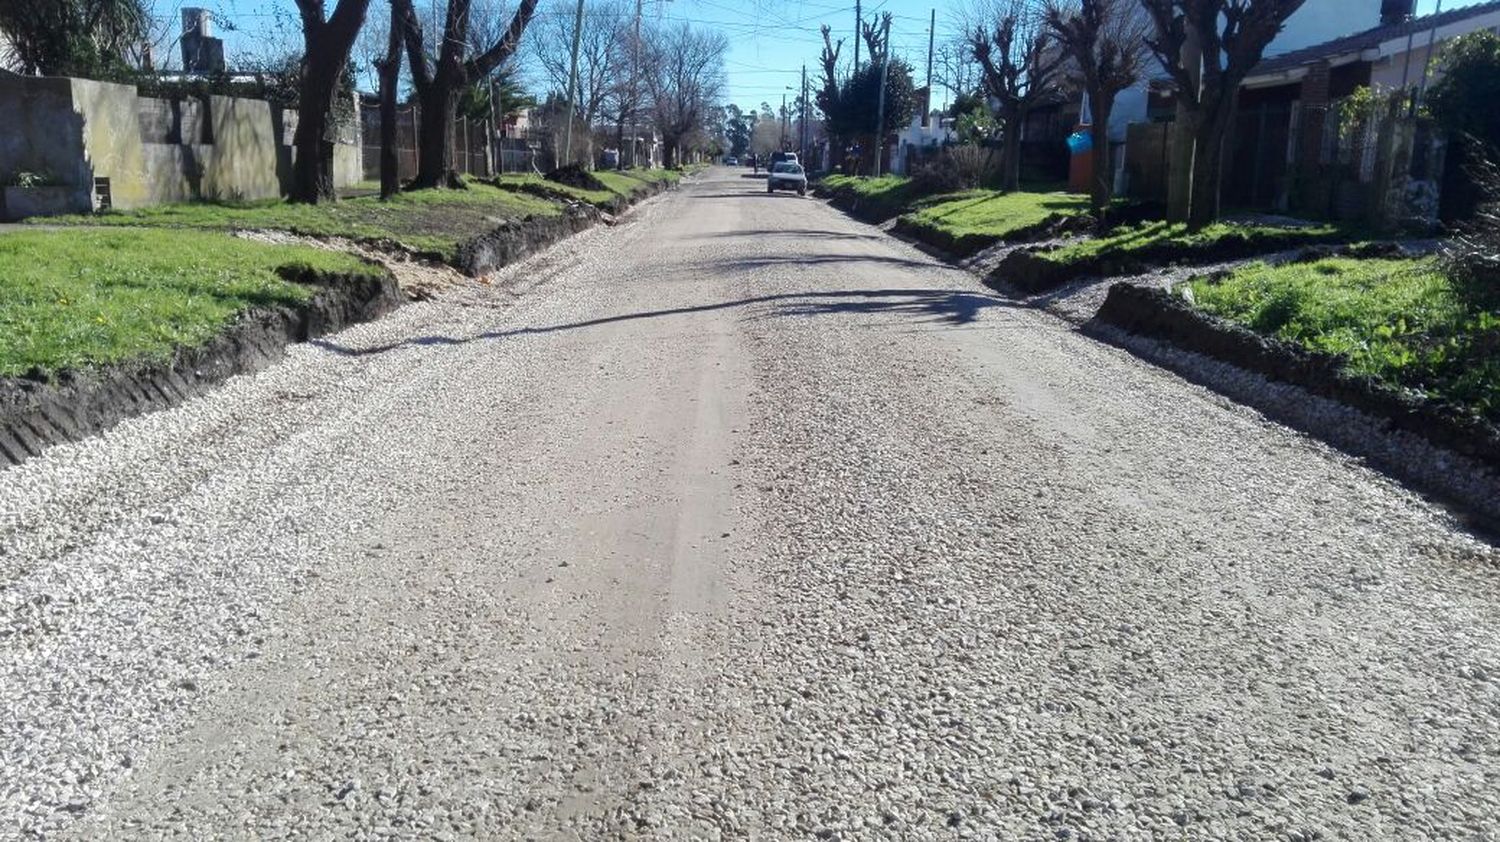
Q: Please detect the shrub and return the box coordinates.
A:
[1443,152,1500,309]
[910,145,1000,195]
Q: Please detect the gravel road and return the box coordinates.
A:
[3,168,1498,839]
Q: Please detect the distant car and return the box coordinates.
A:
[724,156,739,166]
[768,151,800,171]
[766,162,807,196]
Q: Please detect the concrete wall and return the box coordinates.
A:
[0,75,93,214]
[1,73,362,219]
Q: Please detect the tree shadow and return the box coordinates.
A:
[704,254,938,271]
[696,228,882,241]
[312,288,1014,358]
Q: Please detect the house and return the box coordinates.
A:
[893,89,956,176]
[1124,0,1500,220]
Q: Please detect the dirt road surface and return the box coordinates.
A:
[2,169,1497,839]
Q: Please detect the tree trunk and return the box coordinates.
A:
[291,57,339,203]
[1166,27,1202,223]
[1001,106,1022,192]
[1187,105,1233,230]
[289,0,372,205]
[378,7,402,200]
[1089,97,1113,212]
[413,86,457,188]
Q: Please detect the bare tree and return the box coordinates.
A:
[860,11,892,65]
[933,38,981,104]
[531,0,629,129]
[640,22,727,168]
[291,0,375,203]
[394,0,540,188]
[1141,0,1306,227]
[1044,0,1148,211]
[966,0,1067,191]
[814,24,845,156]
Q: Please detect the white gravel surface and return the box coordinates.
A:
[2,168,1498,839]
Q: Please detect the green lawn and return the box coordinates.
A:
[1041,220,1344,266]
[0,228,382,377]
[900,189,1089,249]
[820,174,913,201]
[1190,256,1500,422]
[41,182,560,263]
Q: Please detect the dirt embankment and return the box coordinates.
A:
[0,267,401,468]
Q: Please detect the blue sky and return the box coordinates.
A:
[153,0,1486,110]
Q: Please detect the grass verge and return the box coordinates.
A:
[1189,256,1499,423]
[898,189,1090,254]
[1044,221,1344,266]
[999,220,1350,293]
[40,182,560,264]
[0,228,381,377]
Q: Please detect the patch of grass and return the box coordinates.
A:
[902,189,1090,244]
[593,167,677,196]
[42,182,560,263]
[496,173,616,207]
[1190,256,1500,422]
[0,228,381,377]
[1042,220,1344,266]
[820,173,912,200]
[816,174,925,221]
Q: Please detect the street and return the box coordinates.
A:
[3,167,1498,838]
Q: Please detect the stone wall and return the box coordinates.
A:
[0,74,361,220]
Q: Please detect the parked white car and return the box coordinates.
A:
[767,162,807,196]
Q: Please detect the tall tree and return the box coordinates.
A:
[815,24,845,153]
[374,0,402,199]
[1044,0,1148,211]
[1141,0,1306,228]
[291,0,375,204]
[532,0,629,130]
[394,0,540,188]
[967,0,1067,191]
[641,23,728,168]
[0,0,149,77]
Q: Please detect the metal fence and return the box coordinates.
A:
[360,106,495,182]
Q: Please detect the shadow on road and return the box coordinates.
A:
[688,192,805,200]
[704,254,936,271]
[312,289,1013,358]
[696,229,882,241]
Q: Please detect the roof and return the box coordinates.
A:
[1251,0,1500,77]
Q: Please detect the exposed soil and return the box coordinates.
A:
[1092,281,1500,524]
[0,267,401,468]
[545,164,609,192]
[993,225,1353,294]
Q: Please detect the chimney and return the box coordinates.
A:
[182,8,212,38]
[1381,0,1415,26]
[180,8,225,73]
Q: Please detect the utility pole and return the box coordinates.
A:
[626,0,642,167]
[563,0,587,165]
[853,0,861,73]
[873,14,891,176]
[923,8,934,128]
[781,92,787,149]
[801,63,808,161]
[1416,0,1445,107]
